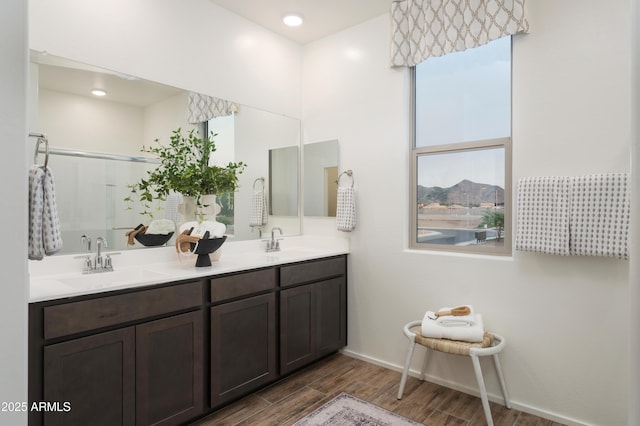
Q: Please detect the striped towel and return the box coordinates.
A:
[29,165,63,260]
[249,188,268,226]
[336,186,356,232]
[569,173,630,259]
[515,176,570,255]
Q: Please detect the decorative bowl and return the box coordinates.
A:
[135,231,174,247]
[190,236,227,267]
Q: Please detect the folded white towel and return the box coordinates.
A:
[29,165,63,260]
[146,219,176,235]
[421,312,485,343]
[435,305,476,327]
[336,186,356,232]
[249,189,268,226]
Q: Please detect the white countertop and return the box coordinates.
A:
[29,236,349,303]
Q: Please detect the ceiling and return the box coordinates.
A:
[32,51,183,107]
[208,0,394,45]
[33,1,396,106]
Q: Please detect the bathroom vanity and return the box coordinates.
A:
[28,238,348,426]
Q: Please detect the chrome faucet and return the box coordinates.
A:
[95,237,107,270]
[80,234,91,252]
[265,227,283,252]
[78,236,115,274]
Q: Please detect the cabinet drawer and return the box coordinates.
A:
[44,281,203,340]
[280,256,346,288]
[210,268,276,303]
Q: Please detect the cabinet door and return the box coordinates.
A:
[136,311,204,426]
[43,328,135,426]
[211,293,276,407]
[316,277,347,357]
[280,284,316,375]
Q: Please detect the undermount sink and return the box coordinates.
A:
[59,269,170,290]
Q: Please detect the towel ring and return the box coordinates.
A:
[253,177,265,190]
[337,170,354,188]
[29,133,49,169]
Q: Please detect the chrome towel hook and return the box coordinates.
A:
[253,177,265,190]
[29,132,50,168]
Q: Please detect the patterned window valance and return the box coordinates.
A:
[390,0,529,67]
[187,92,239,124]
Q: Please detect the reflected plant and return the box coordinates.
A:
[125,128,246,219]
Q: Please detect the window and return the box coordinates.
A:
[410,36,512,255]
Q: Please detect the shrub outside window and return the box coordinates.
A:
[410,36,512,255]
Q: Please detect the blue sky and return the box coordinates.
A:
[415,36,510,188]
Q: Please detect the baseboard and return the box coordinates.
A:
[340,349,593,426]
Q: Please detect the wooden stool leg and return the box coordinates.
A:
[397,339,416,399]
[471,354,494,426]
[492,353,511,409]
[419,347,430,381]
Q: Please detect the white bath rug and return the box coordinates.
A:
[292,392,422,426]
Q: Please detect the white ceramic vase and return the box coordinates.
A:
[179,194,222,223]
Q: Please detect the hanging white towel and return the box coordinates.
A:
[249,188,268,226]
[569,173,630,259]
[515,176,570,255]
[336,186,356,232]
[29,165,63,260]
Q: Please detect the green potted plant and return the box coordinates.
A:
[125,127,246,224]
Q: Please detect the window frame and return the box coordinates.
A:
[408,49,513,256]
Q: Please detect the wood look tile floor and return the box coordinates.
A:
[190,353,565,426]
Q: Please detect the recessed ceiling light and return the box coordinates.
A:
[283,13,303,27]
[91,89,107,97]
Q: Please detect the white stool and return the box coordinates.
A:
[397,320,510,426]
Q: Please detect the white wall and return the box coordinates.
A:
[630,0,640,423]
[234,107,301,240]
[39,88,144,155]
[29,0,302,119]
[0,0,28,424]
[302,2,630,425]
[144,92,196,151]
[22,0,635,424]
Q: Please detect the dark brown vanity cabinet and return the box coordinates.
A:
[209,268,278,408]
[280,256,347,375]
[43,327,136,426]
[135,311,204,426]
[29,281,205,426]
[30,255,347,426]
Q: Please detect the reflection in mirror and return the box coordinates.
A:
[29,51,301,255]
[304,140,339,217]
[269,146,299,216]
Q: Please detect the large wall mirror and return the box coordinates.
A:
[29,50,301,255]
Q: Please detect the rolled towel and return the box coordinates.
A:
[146,219,176,235]
[435,305,476,327]
[421,311,485,343]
